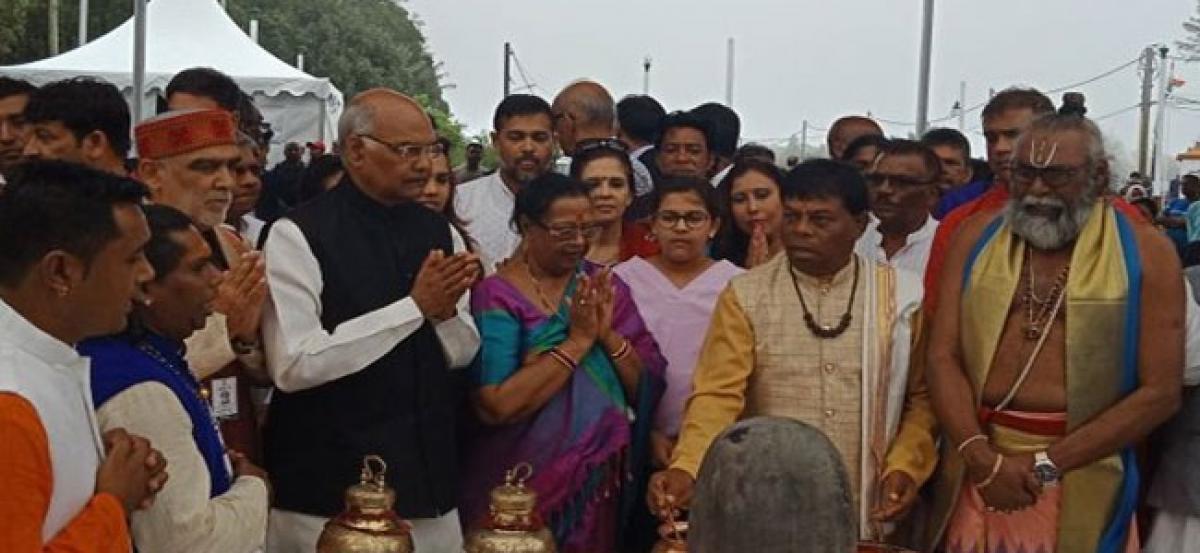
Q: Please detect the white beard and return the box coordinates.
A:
[1005,190,1097,250]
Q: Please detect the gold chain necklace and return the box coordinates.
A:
[524,255,565,312]
[1021,245,1070,341]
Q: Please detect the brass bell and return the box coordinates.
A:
[464,462,557,553]
[316,455,414,553]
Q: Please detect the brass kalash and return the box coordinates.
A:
[463,463,557,553]
[316,455,414,553]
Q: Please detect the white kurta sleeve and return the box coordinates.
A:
[436,225,481,369]
[96,382,268,553]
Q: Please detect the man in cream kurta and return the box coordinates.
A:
[650,159,922,539]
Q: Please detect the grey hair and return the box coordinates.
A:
[337,101,375,143]
[1013,112,1110,190]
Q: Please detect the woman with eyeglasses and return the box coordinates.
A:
[612,177,744,469]
[569,140,659,265]
[713,159,786,269]
[461,172,666,552]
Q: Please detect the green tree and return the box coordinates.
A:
[1181,0,1200,61]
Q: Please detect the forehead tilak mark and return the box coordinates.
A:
[1030,139,1059,169]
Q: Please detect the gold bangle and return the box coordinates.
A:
[956,434,988,455]
[611,338,632,361]
[546,347,577,373]
[974,454,1005,490]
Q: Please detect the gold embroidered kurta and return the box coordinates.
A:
[670,252,923,536]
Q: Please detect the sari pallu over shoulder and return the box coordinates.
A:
[463,263,666,551]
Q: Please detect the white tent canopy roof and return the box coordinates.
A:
[3,0,339,101]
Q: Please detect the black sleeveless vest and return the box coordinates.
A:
[264,178,459,518]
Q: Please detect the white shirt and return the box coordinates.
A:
[0,299,105,542]
[855,214,939,277]
[710,164,733,187]
[240,214,266,248]
[97,382,268,553]
[454,172,522,273]
[629,144,655,197]
[262,219,480,393]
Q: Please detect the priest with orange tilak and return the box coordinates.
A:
[926,108,1183,553]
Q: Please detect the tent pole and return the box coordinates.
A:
[318,97,327,143]
[132,0,147,124]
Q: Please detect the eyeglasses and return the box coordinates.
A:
[575,138,629,155]
[1010,163,1084,189]
[359,135,445,160]
[865,173,936,188]
[654,210,711,229]
[535,221,602,241]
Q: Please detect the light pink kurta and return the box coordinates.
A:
[613,257,743,436]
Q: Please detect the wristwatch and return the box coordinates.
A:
[231,337,260,355]
[1033,451,1060,487]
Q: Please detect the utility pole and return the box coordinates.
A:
[296,53,305,72]
[801,118,811,157]
[725,38,735,106]
[503,42,512,97]
[914,0,934,136]
[642,57,652,95]
[78,0,88,47]
[1138,46,1156,175]
[49,0,60,55]
[1151,46,1171,189]
[132,0,147,124]
[957,81,966,130]
[249,19,259,43]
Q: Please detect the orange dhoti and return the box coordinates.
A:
[943,410,1139,553]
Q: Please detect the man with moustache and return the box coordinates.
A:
[856,139,940,276]
[261,88,479,552]
[927,109,1183,553]
[0,77,35,182]
[135,110,270,448]
[649,159,923,542]
[455,94,555,272]
[22,77,131,177]
[656,110,715,180]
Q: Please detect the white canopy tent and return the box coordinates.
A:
[1,0,343,163]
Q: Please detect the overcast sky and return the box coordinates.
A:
[408,0,1200,175]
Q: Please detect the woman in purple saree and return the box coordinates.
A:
[460,173,665,552]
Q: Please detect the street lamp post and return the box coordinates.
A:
[915,0,934,136]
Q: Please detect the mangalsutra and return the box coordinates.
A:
[790,258,859,339]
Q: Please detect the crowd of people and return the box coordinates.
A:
[0,64,1198,553]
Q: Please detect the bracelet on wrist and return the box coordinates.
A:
[610,338,632,361]
[957,434,988,455]
[974,454,1005,490]
[546,347,579,373]
[231,337,260,355]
